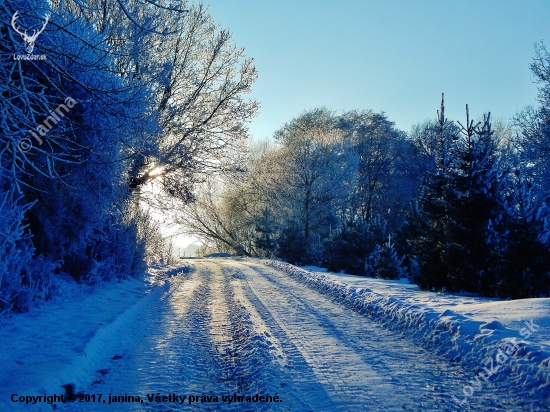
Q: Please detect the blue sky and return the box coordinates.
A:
[205,0,550,139]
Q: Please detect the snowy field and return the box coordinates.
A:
[0,259,549,411]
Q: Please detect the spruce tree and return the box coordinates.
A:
[323,219,373,275]
[409,98,508,295]
[408,95,454,290]
[366,235,408,279]
[440,108,507,295]
[364,243,381,277]
[499,170,550,298]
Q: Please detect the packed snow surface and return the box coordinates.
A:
[1,259,548,411]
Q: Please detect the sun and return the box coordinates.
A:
[147,165,165,178]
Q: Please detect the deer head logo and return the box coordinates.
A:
[11,11,50,54]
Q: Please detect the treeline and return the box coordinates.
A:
[183,44,550,299]
[0,0,257,314]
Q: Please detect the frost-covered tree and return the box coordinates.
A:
[408,98,509,294]
[0,0,136,310]
[365,235,407,280]
[173,180,257,257]
[514,42,550,196]
[1,0,246,312]
[174,106,422,269]
[47,0,258,206]
[498,170,550,298]
[0,184,58,314]
[130,205,176,266]
[123,2,259,202]
[338,110,412,229]
[172,139,284,258]
[406,96,456,291]
[273,108,355,251]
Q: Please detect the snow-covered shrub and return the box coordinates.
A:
[0,188,34,313]
[128,205,176,267]
[365,236,408,279]
[0,185,57,314]
[323,216,392,276]
[78,217,148,285]
[364,244,380,277]
[306,240,324,267]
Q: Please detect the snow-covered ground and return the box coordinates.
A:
[303,265,550,349]
[0,267,178,411]
[278,261,550,408]
[1,259,548,411]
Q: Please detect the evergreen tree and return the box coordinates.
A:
[374,235,408,280]
[498,170,550,298]
[440,108,507,295]
[323,219,374,275]
[364,243,381,277]
[408,95,455,290]
[409,98,509,295]
[277,222,307,265]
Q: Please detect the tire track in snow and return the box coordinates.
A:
[219,264,329,411]
[61,259,529,411]
[204,261,314,410]
[64,262,298,411]
[233,260,526,411]
[232,261,394,410]
[74,266,242,411]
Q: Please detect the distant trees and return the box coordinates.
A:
[170,42,550,299]
[179,107,412,274]
[175,180,257,257]
[272,109,354,253]
[175,108,354,261]
[339,110,413,229]
[182,92,550,299]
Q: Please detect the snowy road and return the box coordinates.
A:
[62,259,533,411]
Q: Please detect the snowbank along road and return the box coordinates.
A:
[63,259,539,411]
